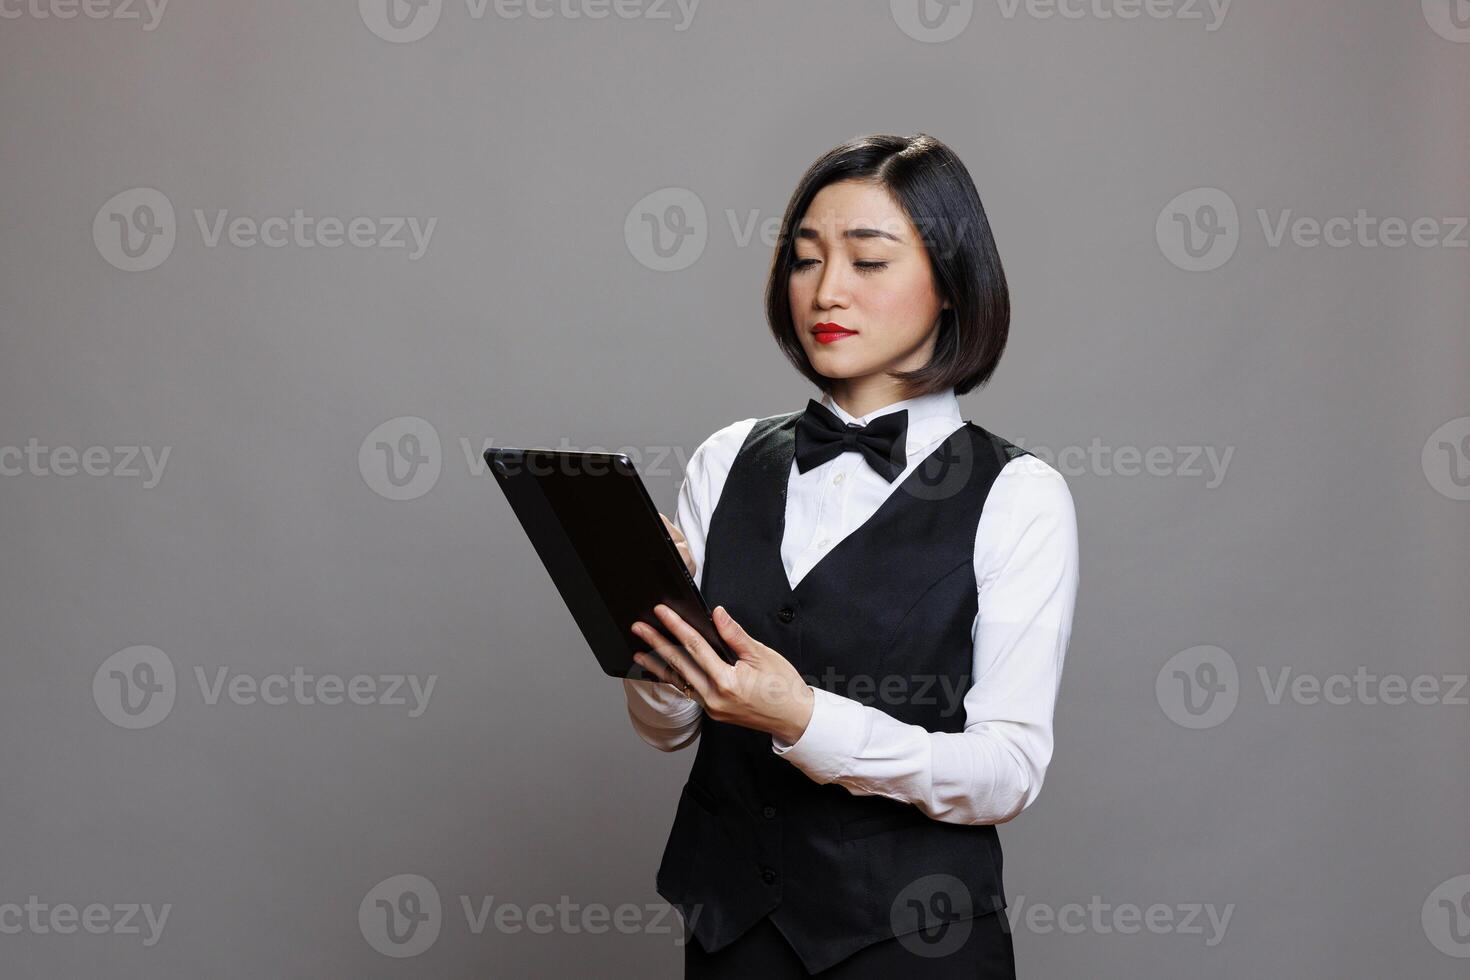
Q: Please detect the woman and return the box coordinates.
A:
[623,133,1079,978]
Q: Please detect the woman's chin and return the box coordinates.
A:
[806,346,873,376]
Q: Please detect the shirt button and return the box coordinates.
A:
[762,805,777,819]
[833,472,845,485]
[760,866,778,884]
[777,606,795,623]
[815,538,829,550]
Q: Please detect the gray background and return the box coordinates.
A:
[2,1,1468,976]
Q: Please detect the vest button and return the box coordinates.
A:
[777,606,795,623]
[760,866,778,884]
[762,805,777,819]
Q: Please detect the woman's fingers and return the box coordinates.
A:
[632,617,705,698]
[632,648,686,692]
[651,604,726,690]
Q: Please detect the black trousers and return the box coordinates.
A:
[684,908,1016,978]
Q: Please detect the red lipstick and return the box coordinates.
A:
[812,322,858,344]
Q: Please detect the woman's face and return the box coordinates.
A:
[788,179,950,388]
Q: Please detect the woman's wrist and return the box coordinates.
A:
[769,683,816,745]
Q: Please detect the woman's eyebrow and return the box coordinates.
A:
[795,226,905,243]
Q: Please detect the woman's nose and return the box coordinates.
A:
[815,265,851,309]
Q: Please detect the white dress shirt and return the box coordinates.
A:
[623,387,1079,825]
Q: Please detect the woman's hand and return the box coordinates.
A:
[659,512,696,580]
[630,604,814,745]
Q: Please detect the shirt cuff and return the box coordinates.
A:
[623,677,703,728]
[770,686,868,783]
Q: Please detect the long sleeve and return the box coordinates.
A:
[769,455,1079,825]
[622,418,756,751]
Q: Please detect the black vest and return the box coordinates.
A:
[655,409,1031,973]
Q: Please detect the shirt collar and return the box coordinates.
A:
[819,387,964,457]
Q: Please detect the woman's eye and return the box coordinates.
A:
[791,259,888,273]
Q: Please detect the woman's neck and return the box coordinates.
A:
[826,380,915,420]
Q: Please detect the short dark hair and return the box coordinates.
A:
[764,133,1010,398]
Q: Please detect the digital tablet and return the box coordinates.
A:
[484,447,737,679]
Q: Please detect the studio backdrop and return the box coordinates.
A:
[1,2,1467,977]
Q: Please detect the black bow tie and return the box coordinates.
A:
[794,399,908,482]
